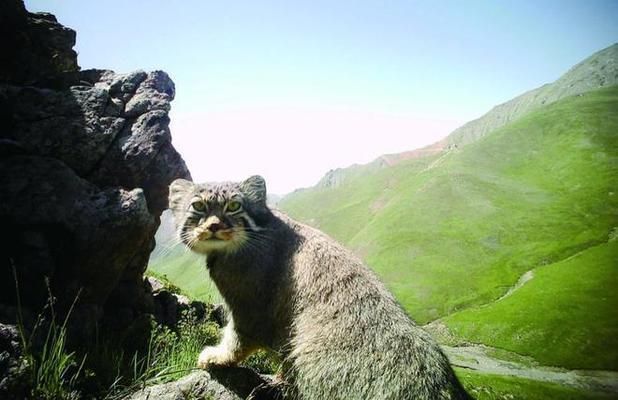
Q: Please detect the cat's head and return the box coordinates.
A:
[168,175,269,254]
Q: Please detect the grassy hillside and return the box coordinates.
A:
[279,85,618,397]
[445,240,618,370]
[282,86,618,324]
[457,370,615,400]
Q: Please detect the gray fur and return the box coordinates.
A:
[169,176,471,400]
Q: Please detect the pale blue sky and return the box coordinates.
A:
[26,1,618,194]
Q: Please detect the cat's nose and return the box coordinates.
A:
[203,215,224,232]
[207,222,223,232]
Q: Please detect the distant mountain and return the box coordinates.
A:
[311,43,618,190]
[447,43,618,147]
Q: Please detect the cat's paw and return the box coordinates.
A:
[197,346,235,369]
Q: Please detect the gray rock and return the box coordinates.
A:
[125,367,281,400]
[0,0,78,87]
[0,0,190,351]
[0,155,156,309]
[151,286,209,328]
[2,84,125,176]
[0,323,29,400]
[147,276,166,293]
[108,70,148,102]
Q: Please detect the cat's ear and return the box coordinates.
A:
[168,178,194,211]
[241,175,267,206]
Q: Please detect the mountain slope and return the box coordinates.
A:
[280,85,618,340]
[447,43,618,146]
[445,240,618,371]
[288,44,618,195]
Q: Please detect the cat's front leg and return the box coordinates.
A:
[197,318,253,368]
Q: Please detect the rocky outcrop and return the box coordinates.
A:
[0,323,29,400]
[0,0,190,355]
[125,367,283,400]
[148,277,212,328]
[0,0,78,87]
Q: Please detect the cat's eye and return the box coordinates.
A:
[226,200,242,213]
[191,200,206,212]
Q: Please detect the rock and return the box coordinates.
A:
[147,276,166,293]
[124,367,282,400]
[1,67,189,214]
[0,0,79,87]
[150,278,211,328]
[0,155,157,324]
[2,84,125,176]
[0,0,191,352]
[0,323,30,400]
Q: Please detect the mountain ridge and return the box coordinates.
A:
[306,43,618,190]
[446,43,618,147]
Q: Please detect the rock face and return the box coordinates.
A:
[0,0,78,87]
[0,0,190,363]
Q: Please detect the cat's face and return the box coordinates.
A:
[168,175,268,254]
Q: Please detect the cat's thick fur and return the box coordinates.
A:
[169,176,471,400]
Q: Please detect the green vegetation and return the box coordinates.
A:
[91,310,219,399]
[148,247,220,303]
[242,349,281,375]
[457,370,615,400]
[19,308,86,400]
[145,269,184,295]
[281,87,618,370]
[446,241,618,370]
[18,300,220,399]
[282,87,618,328]
[141,311,219,384]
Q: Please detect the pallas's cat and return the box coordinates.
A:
[169,175,471,400]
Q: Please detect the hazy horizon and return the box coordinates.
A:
[26,0,618,194]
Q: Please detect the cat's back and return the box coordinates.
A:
[273,211,469,399]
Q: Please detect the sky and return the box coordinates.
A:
[26,0,618,194]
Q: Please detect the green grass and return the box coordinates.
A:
[282,87,618,324]
[21,314,86,400]
[445,241,618,370]
[94,310,220,399]
[148,247,220,303]
[457,370,615,400]
[280,86,618,369]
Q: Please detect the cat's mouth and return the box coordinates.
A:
[196,229,236,241]
[188,228,246,254]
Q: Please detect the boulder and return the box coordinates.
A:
[0,323,30,400]
[124,367,283,400]
[0,0,191,349]
[148,277,212,328]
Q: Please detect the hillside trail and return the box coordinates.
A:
[442,343,618,394]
